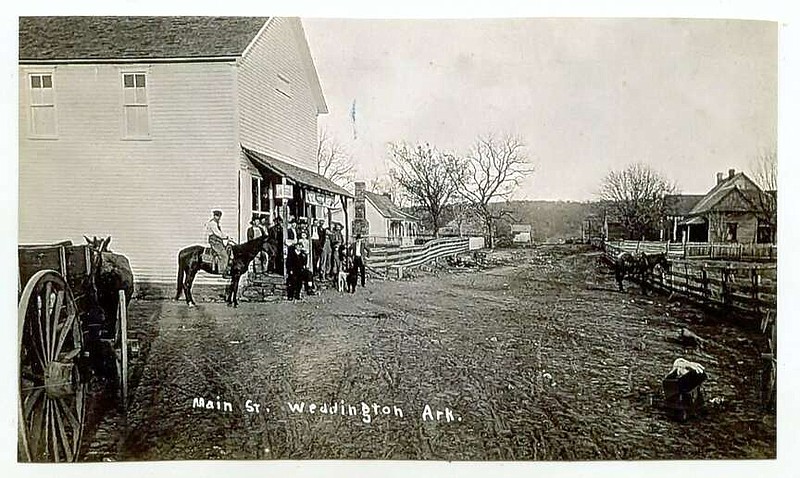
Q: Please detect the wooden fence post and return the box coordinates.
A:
[721,267,731,310]
[701,265,709,299]
[684,262,689,294]
[751,266,760,314]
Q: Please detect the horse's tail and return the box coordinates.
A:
[175,253,185,300]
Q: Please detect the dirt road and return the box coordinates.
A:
[81,245,775,461]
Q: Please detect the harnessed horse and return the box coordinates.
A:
[613,251,669,293]
[175,235,268,307]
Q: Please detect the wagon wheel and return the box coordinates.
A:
[113,290,129,409]
[18,270,86,462]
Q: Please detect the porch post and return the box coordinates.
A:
[343,196,349,244]
[281,177,288,280]
[672,216,678,242]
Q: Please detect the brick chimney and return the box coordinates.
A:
[716,172,723,185]
[352,181,369,237]
[728,168,735,179]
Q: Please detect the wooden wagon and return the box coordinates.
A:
[18,240,136,462]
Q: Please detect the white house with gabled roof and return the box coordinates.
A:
[19,16,352,284]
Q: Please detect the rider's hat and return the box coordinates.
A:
[212,209,222,216]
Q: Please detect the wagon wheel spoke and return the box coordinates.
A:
[50,289,64,361]
[56,396,81,432]
[43,282,54,361]
[42,398,52,461]
[52,399,73,462]
[51,290,73,359]
[23,388,43,421]
[34,295,49,369]
[28,395,45,460]
[48,400,61,462]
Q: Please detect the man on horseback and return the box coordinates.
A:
[205,210,232,277]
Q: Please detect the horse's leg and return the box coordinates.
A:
[615,268,624,292]
[225,278,232,306]
[186,268,199,307]
[175,260,185,301]
[232,274,241,308]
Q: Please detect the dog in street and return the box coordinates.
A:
[345,262,358,293]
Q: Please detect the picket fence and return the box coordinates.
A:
[605,240,777,261]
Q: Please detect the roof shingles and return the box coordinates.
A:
[19,16,269,61]
[364,191,418,221]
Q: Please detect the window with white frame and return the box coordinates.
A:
[122,72,149,138]
[29,73,56,137]
[251,176,271,215]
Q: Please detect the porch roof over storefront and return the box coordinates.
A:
[242,146,353,198]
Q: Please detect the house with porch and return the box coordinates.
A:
[661,194,705,242]
[19,16,352,284]
[680,169,775,244]
[352,181,420,247]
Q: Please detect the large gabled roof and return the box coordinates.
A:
[19,16,269,61]
[687,172,766,216]
[364,191,418,222]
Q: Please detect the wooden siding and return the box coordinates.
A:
[19,62,240,284]
[710,213,759,244]
[365,199,389,237]
[237,18,319,172]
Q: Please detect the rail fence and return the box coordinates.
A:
[369,237,482,277]
[604,240,777,261]
[602,242,777,319]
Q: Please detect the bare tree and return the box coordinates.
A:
[387,142,464,237]
[599,163,677,241]
[451,134,533,248]
[751,150,777,191]
[750,150,777,242]
[366,174,408,208]
[317,129,355,188]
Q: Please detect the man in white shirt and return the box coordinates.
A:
[205,210,231,276]
[349,233,370,287]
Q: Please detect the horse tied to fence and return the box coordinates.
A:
[175,235,268,307]
[613,251,669,293]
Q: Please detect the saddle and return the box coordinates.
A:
[202,245,234,273]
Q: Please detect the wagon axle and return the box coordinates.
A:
[43,357,80,399]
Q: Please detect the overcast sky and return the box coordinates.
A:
[302,18,777,201]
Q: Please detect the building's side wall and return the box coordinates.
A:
[709,213,759,244]
[19,62,239,283]
[237,17,319,171]
[365,200,389,238]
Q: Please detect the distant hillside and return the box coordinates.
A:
[408,200,597,242]
[489,200,594,242]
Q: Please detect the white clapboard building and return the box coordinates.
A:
[19,17,353,284]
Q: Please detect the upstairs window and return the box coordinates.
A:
[29,73,56,137]
[122,73,149,138]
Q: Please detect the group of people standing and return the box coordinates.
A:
[207,209,370,298]
[243,214,370,294]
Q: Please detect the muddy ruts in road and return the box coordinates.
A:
[119,303,272,460]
